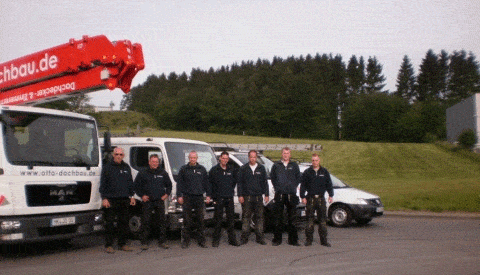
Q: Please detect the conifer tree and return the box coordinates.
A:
[365,56,386,94]
[395,55,416,102]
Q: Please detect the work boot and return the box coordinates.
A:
[120,245,134,252]
[321,242,331,247]
[272,238,282,246]
[141,244,149,250]
[256,239,267,245]
[228,239,240,247]
[240,236,248,245]
[158,242,169,249]
[105,246,115,254]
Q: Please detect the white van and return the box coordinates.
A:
[100,137,218,237]
[218,150,384,227]
[298,165,384,227]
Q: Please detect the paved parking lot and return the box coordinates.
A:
[2,215,479,275]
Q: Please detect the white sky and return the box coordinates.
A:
[1,0,479,109]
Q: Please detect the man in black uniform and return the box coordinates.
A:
[177,151,210,248]
[300,153,334,247]
[100,147,136,253]
[134,154,172,250]
[208,151,240,247]
[270,147,301,246]
[237,150,269,245]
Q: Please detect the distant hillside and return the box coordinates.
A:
[132,129,480,213]
[90,111,157,130]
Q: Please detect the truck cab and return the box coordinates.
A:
[100,137,218,237]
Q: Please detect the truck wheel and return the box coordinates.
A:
[329,204,352,227]
[128,214,142,239]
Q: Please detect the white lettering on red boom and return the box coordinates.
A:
[0,54,58,85]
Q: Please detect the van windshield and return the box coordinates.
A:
[3,110,99,167]
[164,142,217,175]
[330,175,348,188]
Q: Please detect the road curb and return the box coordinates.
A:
[385,211,480,219]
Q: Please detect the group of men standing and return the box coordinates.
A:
[99,147,334,253]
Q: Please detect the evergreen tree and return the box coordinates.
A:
[395,55,416,102]
[346,55,365,96]
[365,56,386,94]
[416,49,444,102]
[446,50,480,103]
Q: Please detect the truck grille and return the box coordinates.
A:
[38,225,78,236]
[25,182,91,206]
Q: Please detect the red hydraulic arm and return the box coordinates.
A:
[0,35,145,105]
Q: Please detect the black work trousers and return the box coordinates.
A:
[240,195,265,242]
[273,193,299,244]
[103,198,130,248]
[305,196,328,243]
[140,199,167,245]
[212,197,237,243]
[181,195,206,245]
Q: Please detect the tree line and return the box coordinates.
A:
[44,49,480,143]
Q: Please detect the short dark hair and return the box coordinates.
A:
[220,151,229,157]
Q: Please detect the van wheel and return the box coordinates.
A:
[329,205,352,227]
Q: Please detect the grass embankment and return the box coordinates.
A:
[105,123,479,213]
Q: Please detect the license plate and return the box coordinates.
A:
[376,207,384,213]
[51,216,76,227]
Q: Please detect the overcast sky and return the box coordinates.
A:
[1,0,479,109]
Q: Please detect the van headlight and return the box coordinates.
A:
[94,213,103,222]
[355,199,368,205]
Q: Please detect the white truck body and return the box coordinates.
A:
[0,105,104,243]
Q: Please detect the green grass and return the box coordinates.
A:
[108,126,480,213]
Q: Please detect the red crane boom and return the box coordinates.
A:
[0,35,145,105]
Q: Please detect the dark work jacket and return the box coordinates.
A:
[300,166,334,198]
[176,163,209,197]
[134,167,172,201]
[270,161,301,195]
[237,163,269,197]
[208,164,237,199]
[100,160,134,199]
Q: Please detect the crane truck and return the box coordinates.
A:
[0,35,144,243]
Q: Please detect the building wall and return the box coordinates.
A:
[446,93,479,145]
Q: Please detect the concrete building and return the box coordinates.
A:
[93,105,114,113]
[446,93,480,147]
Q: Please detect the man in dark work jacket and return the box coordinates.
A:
[237,150,269,245]
[134,154,172,250]
[300,153,334,247]
[177,151,210,248]
[208,151,240,247]
[100,147,136,253]
[270,147,302,246]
